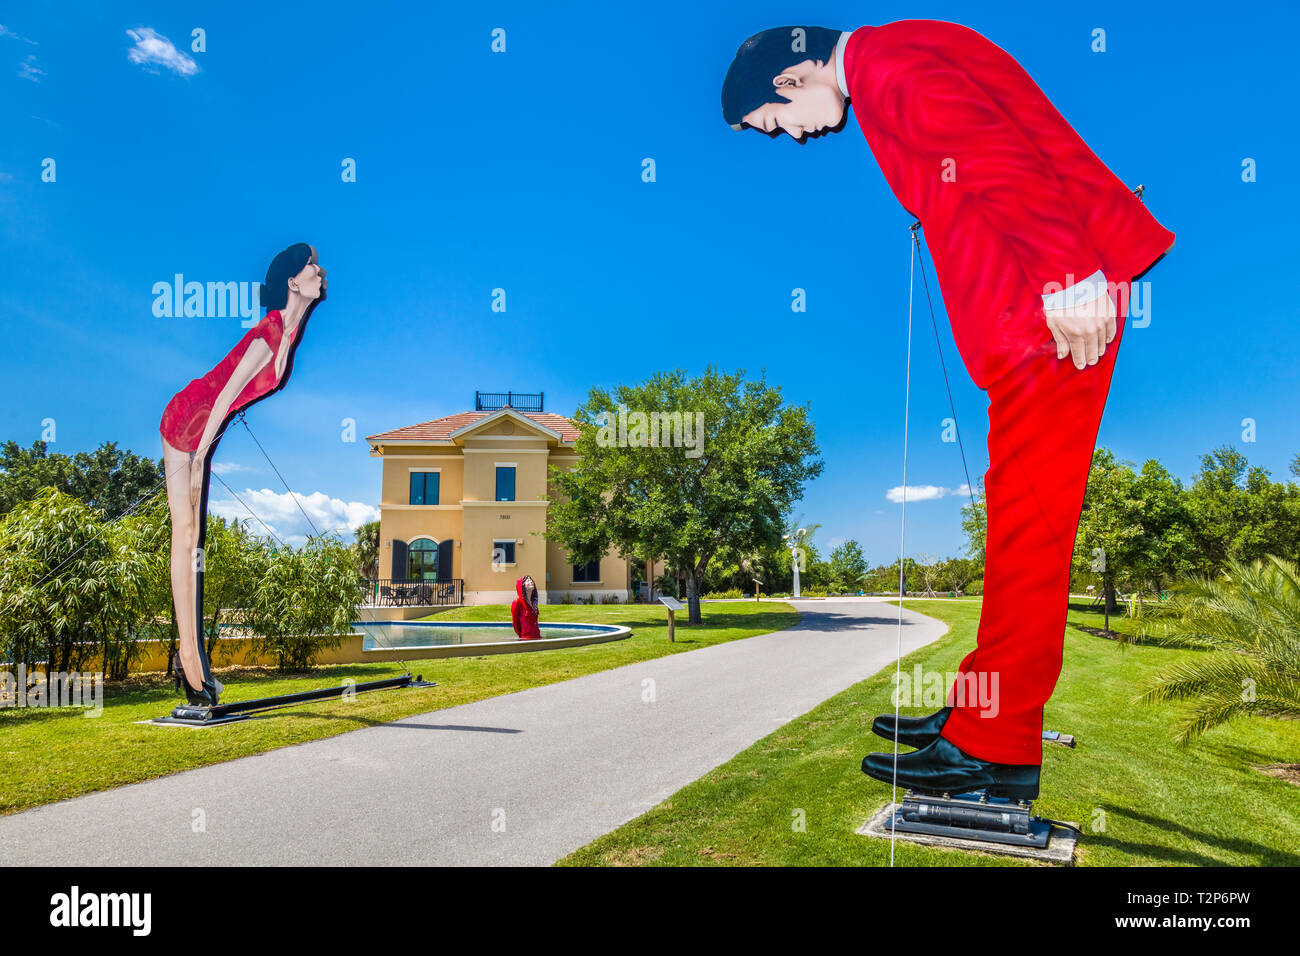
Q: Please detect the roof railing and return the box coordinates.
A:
[475,390,544,413]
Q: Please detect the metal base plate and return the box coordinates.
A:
[858,791,1079,864]
[150,676,438,727]
[151,713,255,727]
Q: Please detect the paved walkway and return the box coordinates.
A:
[0,599,947,866]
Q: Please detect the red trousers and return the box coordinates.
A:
[938,314,1125,766]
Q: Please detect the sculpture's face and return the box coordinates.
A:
[741,60,845,141]
[292,246,327,299]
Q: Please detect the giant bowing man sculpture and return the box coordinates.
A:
[722,22,1174,799]
[160,244,326,705]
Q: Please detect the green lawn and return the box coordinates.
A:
[0,601,797,816]
[559,599,1300,866]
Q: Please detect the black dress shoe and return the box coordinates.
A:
[872,706,951,748]
[861,736,1040,800]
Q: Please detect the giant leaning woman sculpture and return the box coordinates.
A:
[160,243,327,705]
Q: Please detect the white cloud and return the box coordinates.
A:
[18,54,43,82]
[0,24,38,44]
[209,488,379,546]
[885,483,972,504]
[211,461,255,476]
[126,27,198,77]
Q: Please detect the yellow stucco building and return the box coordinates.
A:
[366,395,641,605]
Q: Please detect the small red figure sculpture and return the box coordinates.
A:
[511,575,541,641]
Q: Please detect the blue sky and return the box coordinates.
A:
[2,1,1297,560]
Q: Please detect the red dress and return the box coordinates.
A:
[160,311,300,453]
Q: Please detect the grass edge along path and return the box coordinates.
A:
[0,601,798,816]
[559,599,1300,867]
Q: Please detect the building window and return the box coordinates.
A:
[495,466,516,502]
[407,539,439,581]
[492,539,516,565]
[573,559,600,583]
[409,471,440,505]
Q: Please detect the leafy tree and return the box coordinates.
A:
[1126,459,1197,593]
[0,440,163,518]
[938,556,983,595]
[1184,447,1300,574]
[828,540,868,593]
[1074,450,1145,614]
[68,442,166,518]
[960,478,987,561]
[0,441,75,516]
[548,368,822,624]
[863,556,923,595]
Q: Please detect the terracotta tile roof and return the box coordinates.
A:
[367,408,580,443]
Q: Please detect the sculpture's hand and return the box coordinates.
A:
[1045,292,1117,370]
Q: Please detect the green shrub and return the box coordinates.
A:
[245,535,357,672]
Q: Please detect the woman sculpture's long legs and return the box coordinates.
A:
[162,439,220,705]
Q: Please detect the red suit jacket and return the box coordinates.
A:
[844,21,1174,388]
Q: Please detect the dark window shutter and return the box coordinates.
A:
[437,539,453,582]
[392,539,408,581]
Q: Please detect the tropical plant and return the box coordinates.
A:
[1132,555,1300,744]
[244,534,359,672]
[352,519,380,578]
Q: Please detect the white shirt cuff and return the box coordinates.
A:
[1042,269,1108,310]
[834,31,850,98]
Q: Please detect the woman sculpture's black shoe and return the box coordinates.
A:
[183,675,224,707]
[871,706,952,748]
[861,736,1040,800]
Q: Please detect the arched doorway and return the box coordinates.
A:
[407,538,439,581]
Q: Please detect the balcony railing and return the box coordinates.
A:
[475,390,543,413]
[360,578,464,607]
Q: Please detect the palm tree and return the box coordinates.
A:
[352,520,380,579]
[1132,555,1300,743]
